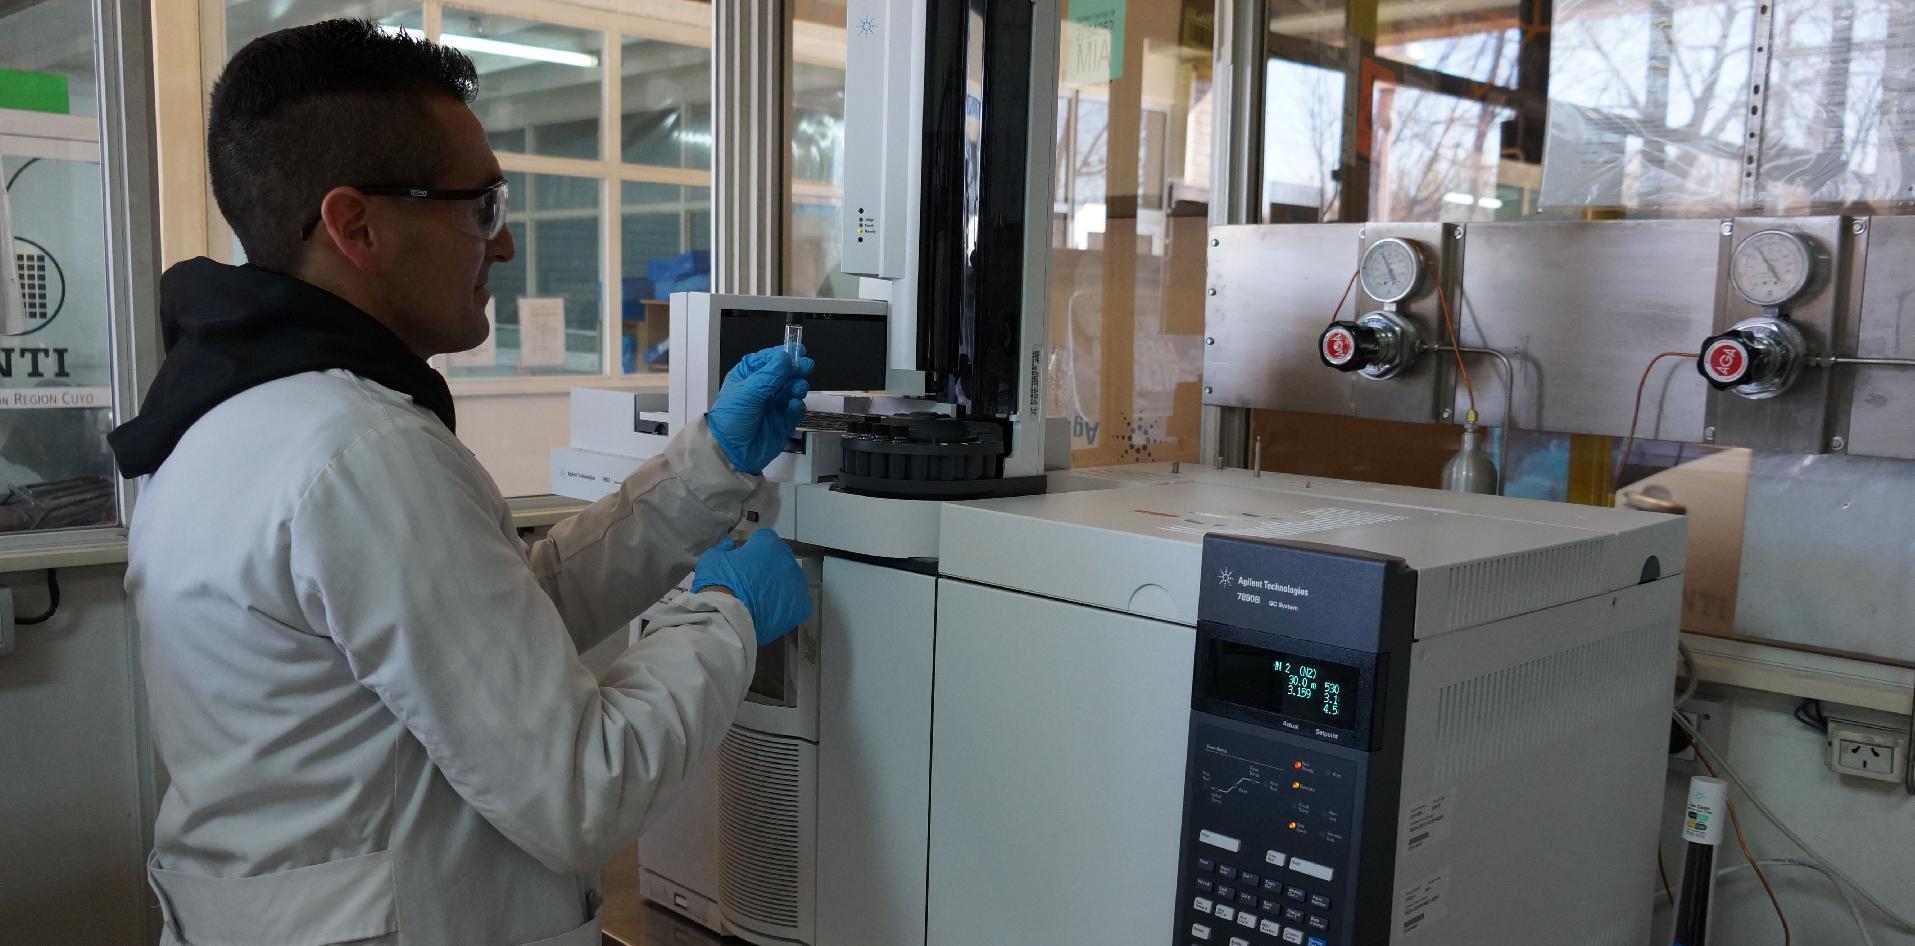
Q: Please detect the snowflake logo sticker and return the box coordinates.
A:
[857,16,876,35]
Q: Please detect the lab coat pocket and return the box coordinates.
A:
[148,848,398,946]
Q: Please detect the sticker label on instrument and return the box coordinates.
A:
[1400,872,1449,937]
[1403,789,1454,854]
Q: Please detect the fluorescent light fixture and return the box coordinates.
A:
[1477,196,1505,209]
[381,26,598,68]
[1442,192,1475,206]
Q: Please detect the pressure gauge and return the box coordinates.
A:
[1359,237,1421,304]
[1730,229,1815,308]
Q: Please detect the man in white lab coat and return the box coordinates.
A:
[108,20,812,946]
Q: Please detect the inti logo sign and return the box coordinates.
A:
[3,237,73,381]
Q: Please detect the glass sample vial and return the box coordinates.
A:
[783,313,803,357]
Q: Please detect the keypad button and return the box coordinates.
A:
[1197,858,1216,873]
[1307,915,1329,932]
[1196,879,1215,894]
[1236,911,1257,929]
[1229,938,1251,946]
[1282,928,1306,945]
[1288,858,1335,882]
[1241,872,1261,887]
[1217,865,1239,880]
[1308,893,1332,911]
[1193,896,1214,914]
[1284,886,1307,903]
[1217,886,1237,901]
[1189,922,1212,941]
[1213,904,1236,922]
[1283,907,1306,925]
[1262,878,1283,893]
[1258,919,1283,937]
[1265,850,1288,867]
[1237,893,1256,908]
[1307,938,1329,946]
[1261,899,1283,914]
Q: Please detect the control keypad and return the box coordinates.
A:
[1181,847,1338,946]
[1178,723,1361,946]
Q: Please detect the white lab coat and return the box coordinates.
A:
[126,369,760,946]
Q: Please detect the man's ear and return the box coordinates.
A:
[317,187,379,272]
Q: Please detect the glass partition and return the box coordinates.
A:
[1048,0,1215,467]
[789,1,851,298]
[0,0,118,533]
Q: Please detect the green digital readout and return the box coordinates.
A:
[1210,640,1361,727]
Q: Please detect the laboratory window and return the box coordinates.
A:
[788,0,852,299]
[1247,0,1915,504]
[0,0,124,535]
[1047,0,1215,469]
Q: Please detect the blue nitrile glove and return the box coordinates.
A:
[690,530,813,647]
[707,345,815,474]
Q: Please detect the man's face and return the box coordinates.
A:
[365,97,515,357]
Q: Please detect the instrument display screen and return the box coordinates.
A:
[1208,639,1362,728]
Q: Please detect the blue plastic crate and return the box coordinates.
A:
[646,248,711,282]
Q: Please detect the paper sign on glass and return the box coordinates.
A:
[1065,0,1125,84]
[518,297,568,369]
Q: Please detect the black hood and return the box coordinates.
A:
[108,258,456,478]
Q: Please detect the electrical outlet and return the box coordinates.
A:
[0,587,13,656]
[1826,716,1910,783]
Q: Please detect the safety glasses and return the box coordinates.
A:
[300,179,510,242]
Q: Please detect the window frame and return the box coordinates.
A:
[195,0,722,385]
[1263,0,1548,223]
[786,12,849,296]
[0,0,164,568]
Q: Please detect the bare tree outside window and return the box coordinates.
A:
[1262,0,1915,221]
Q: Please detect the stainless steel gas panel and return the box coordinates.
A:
[1842,215,1915,461]
[1704,216,1864,456]
[1204,223,1365,415]
[1206,217,1915,459]
[1204,223,1453,424]
[1449,219,1722,441]
[1206,220,1722,439]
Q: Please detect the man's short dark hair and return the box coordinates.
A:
[208,19,478,272]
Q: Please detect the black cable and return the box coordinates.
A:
[5,157,40,192]
[16,569,59,626]
[1793,698,1826,734]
